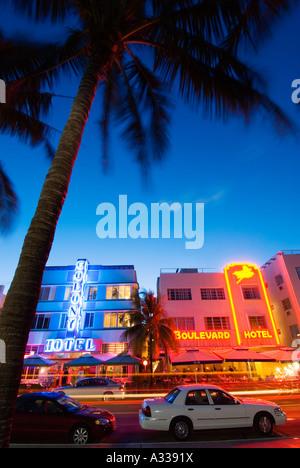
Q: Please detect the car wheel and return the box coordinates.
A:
[70,424,91,445]
[254,413,274,436]
[171,417,192,441]
[103,391,114,401]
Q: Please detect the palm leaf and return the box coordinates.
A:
[0,163,18,233]
[12,0,73,22]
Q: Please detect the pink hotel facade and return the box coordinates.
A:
[158,251,300,352]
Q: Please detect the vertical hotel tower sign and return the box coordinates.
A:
[67,259,89,337]
[45,259,96,353]
[224,263,280,346]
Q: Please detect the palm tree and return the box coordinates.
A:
[0,0,296,447]
[122,291,179,386]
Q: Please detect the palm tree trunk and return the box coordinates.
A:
[0,53,103,448]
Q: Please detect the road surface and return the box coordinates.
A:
[11,394,300,448]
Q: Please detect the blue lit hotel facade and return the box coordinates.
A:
[26,259,139,361]
[25,251,300,376]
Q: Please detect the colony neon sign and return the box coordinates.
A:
[44,259,96,353]
[67,259,89,336]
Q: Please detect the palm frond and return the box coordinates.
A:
[12,0,73,22]
[0,163,18,234]
[114,58,148,167]
[153,31,292,133]
[124,48,171,160]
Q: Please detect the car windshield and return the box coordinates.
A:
[164,387,180,403]
[56,395,84,413]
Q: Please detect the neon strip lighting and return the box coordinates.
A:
[257,268,280,345]
[224,266,241,345]
[224,263,280,346]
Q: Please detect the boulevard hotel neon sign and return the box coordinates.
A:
[174,263,279,346]
[45,259,96,353]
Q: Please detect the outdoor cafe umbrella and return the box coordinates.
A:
[23,354,56,367]
[102,353,141,366]
[64,353,104,367]
[213,346,276,362]
[171,348,223,366]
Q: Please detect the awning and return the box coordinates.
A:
[102,353,141,366]
[213,346,276,362]
[171,349,223,365]
[64,353,104,367]
[262,347,300,363]
[23,354,56,367]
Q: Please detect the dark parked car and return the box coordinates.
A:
[11,392,116,445]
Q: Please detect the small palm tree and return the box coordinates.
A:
[0,0,296,447]
[122,291,179,386]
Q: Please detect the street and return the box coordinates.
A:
[10,394,300,449]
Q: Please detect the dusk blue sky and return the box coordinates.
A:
[1,3,300,294]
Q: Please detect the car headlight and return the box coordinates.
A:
[95,418,110,426]
[274,407,284,416]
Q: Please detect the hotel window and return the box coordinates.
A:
[205,317,231,330]
[175,317,195,330]
[282,297,292,311]
[102,343,127,354]
[201,288,226,300]
[59,313,68,329]
[88,286,98,300]
[84,312,95,328]
[167,288,192,300]
[275,274,284,287]
[103,312,131,328]
[64,287,72,301]
[296,268,300,280]
[106,285,131,300]
[39,286,56,301]
[249,316,267,330]
[290,324,300,338]
[242,286,260,300]
[31,314,51,330]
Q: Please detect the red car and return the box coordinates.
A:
[11,392,116,445]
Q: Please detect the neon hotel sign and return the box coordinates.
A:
[45,259,96,353]
[175,263,279,346]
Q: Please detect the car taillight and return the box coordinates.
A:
[142,405,151,417]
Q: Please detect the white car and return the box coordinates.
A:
[139,384,287,440]
[56,377,125,400]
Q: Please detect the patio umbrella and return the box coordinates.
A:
[64,353,104,367]
[102,353,141,366]
[23,354,56,367]
[213,346,276,362]
[171,349,223,365]
[262,347,300,363]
